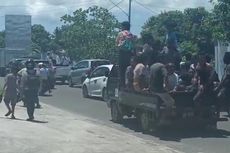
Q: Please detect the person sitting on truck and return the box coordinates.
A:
[193,54,218,105]
[165,63,179,91]
[133,54,149,92]
[149,63,167,93]
[125,56,137,90]
[149,62,175,119]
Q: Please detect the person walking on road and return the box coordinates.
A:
[20,59,40,121]
[3,62,19,119]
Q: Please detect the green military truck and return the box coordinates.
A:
[106,65,219,132]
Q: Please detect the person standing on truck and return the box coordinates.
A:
[20,59,40,121]
[3,62,19,119]
[116,21,135,88]
[141,33,158,66]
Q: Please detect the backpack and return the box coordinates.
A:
[120,31,134,51]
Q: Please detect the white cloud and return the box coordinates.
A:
[0,0,214,34]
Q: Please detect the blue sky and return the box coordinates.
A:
[0,0,213,35]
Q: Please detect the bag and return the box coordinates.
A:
[120,31,134,51]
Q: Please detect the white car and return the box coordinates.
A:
[82,64,113,101]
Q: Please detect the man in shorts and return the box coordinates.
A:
[3,63,18,119]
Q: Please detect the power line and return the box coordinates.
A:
[108,0,129,16]
[134,0,158,15]
[108,0,125,10]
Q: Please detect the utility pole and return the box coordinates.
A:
[128,0,132,24]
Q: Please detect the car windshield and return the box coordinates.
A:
[0,1,230,153]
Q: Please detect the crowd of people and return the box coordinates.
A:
[46,51,71,66]
[117,21,230,111]
[1,59,53,121]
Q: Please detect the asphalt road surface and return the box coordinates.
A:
[38,84,230,153]
[1,76,230,153]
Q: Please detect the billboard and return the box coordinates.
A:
[5,15,31,50]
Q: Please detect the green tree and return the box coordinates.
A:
[59,6,119,61]
[142,7,214,55]
[212,0,230,41]
[31,24,51,52]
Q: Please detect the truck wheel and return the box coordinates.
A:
[61,78,66,84]
[68,77,74,87]
[140,111,150,132]
[205,122,217,131]
[82,85,89,98]
[111,101,123,123]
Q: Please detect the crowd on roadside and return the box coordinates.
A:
[116,21,230,111]
[0,58,55,121]
[46,51,71,66]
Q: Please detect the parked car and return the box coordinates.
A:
[68,59,110,87]
[54,64,71,84]
[82,64,113,101]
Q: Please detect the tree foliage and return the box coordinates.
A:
[142,7,214,55]
[31,24,51,52]
[58,6,119,61]
[212,0,230,41]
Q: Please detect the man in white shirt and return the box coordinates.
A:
[38,63,50,96]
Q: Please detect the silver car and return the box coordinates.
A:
[68,59,110,87]
[82,64,113,101]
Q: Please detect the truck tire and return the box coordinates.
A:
[102,88,108,102]
[68,77,74,87]
[111,101,123,123]
[139,111,151,132]
[61,78,66,84]
[82,85,89,98]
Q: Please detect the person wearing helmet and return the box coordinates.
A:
[20,59,40,121]
[3,62,19,119]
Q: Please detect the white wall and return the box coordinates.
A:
[215,41,230,79]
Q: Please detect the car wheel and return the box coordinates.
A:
[102,88,108,102]
[111,101,123,123]
[68,77,74,87]
[82,85,89,98]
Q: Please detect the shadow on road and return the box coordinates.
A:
[120,118,230,142]
[0,117,48,124]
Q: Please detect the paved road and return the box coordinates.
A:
[38,84,230,153]
[1,75,230,153]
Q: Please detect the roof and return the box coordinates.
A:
[80,59,109,62]
[96,64,113,70]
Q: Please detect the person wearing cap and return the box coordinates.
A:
[3,62,19,119]
[20,59,40,121]
[116,21,135,88]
